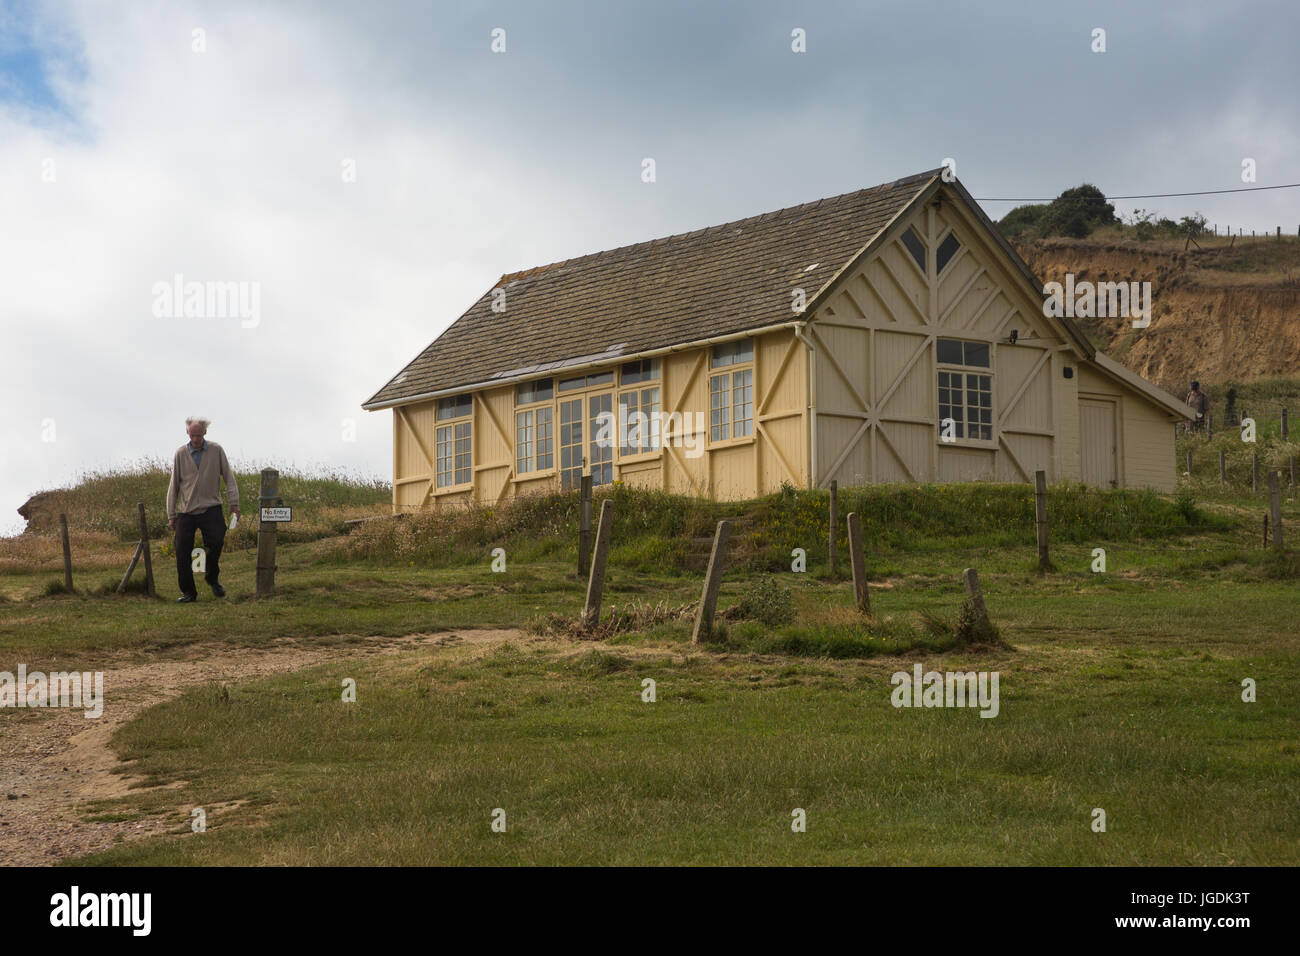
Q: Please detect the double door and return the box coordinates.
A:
[559,392,615,491]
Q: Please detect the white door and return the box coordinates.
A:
[1080,399,1118,487]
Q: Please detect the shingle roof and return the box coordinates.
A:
[363,169,942,409]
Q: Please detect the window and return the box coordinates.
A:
[516,406,553,474]
[437,394,472,421]
[436,421,472,487]
[588,393,614,486]
[901,227,927,272]
[710,369,753,441]
[937,338,992,441]
[435,394,473,488]
[516,378,553,405]
[711,339,753,369]
[559,398,584,490]
[619,386,661,455]
[937,338,990,368]
[558,370,614,392]
[936,232,961,273]
[621,358,660,385]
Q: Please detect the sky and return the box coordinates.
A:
[2,0,1298,535]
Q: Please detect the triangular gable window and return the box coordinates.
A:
[900,227,927,272]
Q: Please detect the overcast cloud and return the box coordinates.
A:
[2,0,1297,534]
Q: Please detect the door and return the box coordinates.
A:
[559,398,584,490]
[588,392,614,486]
[1079,399,1118,487]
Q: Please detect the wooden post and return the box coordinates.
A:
[578,475,593,577]
[1282,406,1289,440]
[1034,470,1050,572]
[691,520,732,644]
[137,502,155,597]
[116,540,144,594]
[1252,453,1259,493]
[256,468,280,598]
[58,513,73,592]
[1185,450,1192,477]
[828,479,838,579]
[961,568,991,632]
[1219,450,1226,483]
[1262,514,1269,549]
[1291,457,1297,488]
[582,499,614,629]
[1269,472,1284,551]
[846,511,869,613]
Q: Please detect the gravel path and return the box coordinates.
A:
[0,630,524,866]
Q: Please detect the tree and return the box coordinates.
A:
[998,203,1048,237]
[1039,184,1117,238]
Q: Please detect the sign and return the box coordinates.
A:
[260,507,292,522]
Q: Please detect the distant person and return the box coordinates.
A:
[1185,381,1209,433]
[166,417,240,602]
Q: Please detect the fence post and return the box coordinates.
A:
[846,511,870,613]
[691,520,732,644]
[828,479,838,579]
[961,568,992,633]
[1252,454,1259,493]
[137,502,155,597]
[1282,406,1289,440]
[578,475,593,577]
[116,540,144,594]
[256,468,280,597]
[1185,451,1192,477]
[582,499,614,629]
[1269,472,1284,551]
[1291,456,1297,488]
[58,513,73,593]
[1035,470,1050,572]
[1219,450,1226,483]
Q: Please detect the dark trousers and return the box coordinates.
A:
[175,505,226,596]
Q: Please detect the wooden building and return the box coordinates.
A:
[363,170,1194,509]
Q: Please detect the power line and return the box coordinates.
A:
[974,182,1300,203]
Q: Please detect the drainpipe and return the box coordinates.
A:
[793,321,817,489]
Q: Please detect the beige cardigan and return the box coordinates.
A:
[166,441,239,518]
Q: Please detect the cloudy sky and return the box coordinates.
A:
[2,0,1297,534]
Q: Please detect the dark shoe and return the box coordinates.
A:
[210,583,226,598]
[177,593,197,603]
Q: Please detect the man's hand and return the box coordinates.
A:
[232,507,241,519]
[168,516,176,531]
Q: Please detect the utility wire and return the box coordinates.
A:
[974,182,1300,202]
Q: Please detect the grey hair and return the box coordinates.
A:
[185,417,211,428]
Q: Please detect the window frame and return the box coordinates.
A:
[935,338,995,446]
[708,364,755,446]
[618,384,662,461]
[515,404,555,477]
[435,416,474,490]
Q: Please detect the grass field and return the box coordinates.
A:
[1,471,1297,865]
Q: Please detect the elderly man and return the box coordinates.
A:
[166,417,240,602]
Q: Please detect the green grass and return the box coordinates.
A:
[2,472,1297,865]
[74,629,1299,866]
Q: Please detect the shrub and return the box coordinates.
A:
[731,576,795,627]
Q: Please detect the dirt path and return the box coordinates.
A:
[0,629,526,866]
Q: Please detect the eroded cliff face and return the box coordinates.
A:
[1012,237,1300,392]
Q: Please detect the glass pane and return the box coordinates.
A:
[901,227,926,272]
[936,232,961,273]
[936,339,963,365]
[964,342,991,368]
